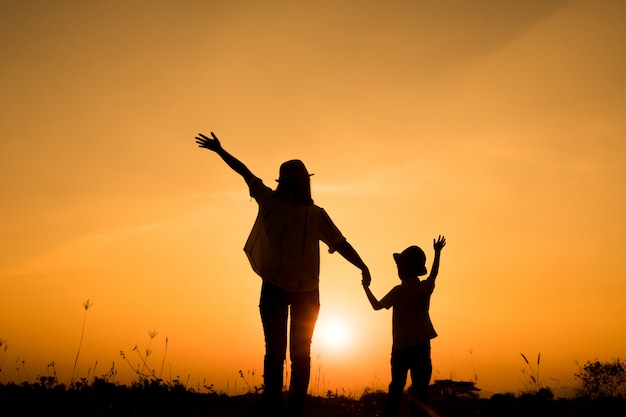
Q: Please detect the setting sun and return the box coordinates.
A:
[314,318,350,350]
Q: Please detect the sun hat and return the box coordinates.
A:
[276,159,314,183]
[393,245,427,276]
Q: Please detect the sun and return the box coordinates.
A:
[313,318,350,350]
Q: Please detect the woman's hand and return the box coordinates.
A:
[195,132,222,152]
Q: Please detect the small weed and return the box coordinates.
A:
[238,368,261,394]
[16,358,32,384]
[119,328,176,388]
[0,338,8,383]
[468,347,478,383]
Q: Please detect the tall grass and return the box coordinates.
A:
[70,299,93,385]
[0,338,8,383]
[160,336,169,379]
[520,352,542,393]
[3,298,626,409]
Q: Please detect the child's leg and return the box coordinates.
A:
[409,341,432,417]
[382,349,410,417]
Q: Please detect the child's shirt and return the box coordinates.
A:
[380,279,437,351]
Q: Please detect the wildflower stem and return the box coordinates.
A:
[71,299,93,384]
[160,337,168,378]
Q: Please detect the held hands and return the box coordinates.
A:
[434,235,446,252]
[195,132,222,152]
[361,268,371,288]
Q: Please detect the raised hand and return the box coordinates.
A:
[434,235,446,252]
[195,132,222,152]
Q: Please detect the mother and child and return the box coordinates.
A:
[195,132,446,417]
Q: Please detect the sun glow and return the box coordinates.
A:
[314,318,350,350]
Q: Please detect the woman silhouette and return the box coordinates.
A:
[196,132,371,417]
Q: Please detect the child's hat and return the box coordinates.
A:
[393,245,427,276]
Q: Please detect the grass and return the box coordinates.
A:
[1,301,625,416]
[70,299,93,385]
[2,343,625,417]
[1,378,625,417]
[520,352,543,393]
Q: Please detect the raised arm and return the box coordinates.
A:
[195,132,256,184]
[425,235,446,283]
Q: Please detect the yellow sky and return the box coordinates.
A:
[1,0,625,396]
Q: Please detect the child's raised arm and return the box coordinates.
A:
[426,235,446,283]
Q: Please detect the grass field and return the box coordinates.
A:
[2,321,624,416]
[1,378,625,417]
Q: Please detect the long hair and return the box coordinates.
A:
[274,160,314,205]
[275,178,313,205]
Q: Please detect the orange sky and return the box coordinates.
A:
[1,0,625,396]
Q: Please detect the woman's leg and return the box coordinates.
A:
[287,288,320,416]
[259,282,289,414]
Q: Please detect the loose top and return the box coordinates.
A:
[244,178,346,292]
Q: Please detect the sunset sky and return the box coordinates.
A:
[1,0,625,396]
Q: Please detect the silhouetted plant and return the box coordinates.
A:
[0,338,7,383]
[201,379,216,394]
[46,362,58,384]
[324,388,352,400]
[37,374,59,389]
[520,352,543,393]
[140,329,158,375]
[120,329,175,387]
[16,358,32,384]
[127,345,159,380]
[431,379,480,399]
[70,299,93,385]
[238,368,261,394]
[575,358,626,399]
[97,361,118,384]
[467,347,479,383]
[160,337,168,379]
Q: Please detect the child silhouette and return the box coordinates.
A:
[363,235,446,417]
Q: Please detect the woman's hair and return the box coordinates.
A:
[275,160,314,205]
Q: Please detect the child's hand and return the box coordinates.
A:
[434,235,446,252]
